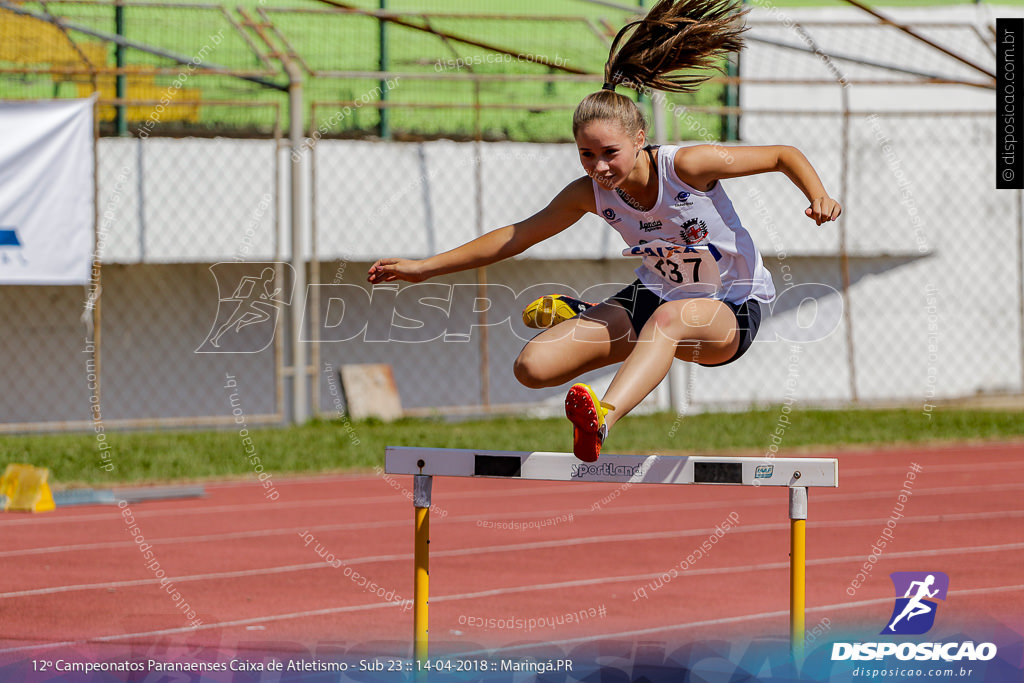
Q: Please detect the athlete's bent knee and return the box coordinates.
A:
[513,351,552,389]
[648,300,717,338]
[647,305,679,333]
[647,303,690,337]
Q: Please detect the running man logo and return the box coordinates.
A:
[881,571,949,635]
[196,263,294,353]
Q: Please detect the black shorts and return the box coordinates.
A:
[607,280,762,367]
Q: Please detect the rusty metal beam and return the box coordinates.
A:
[311,0,588,75]
[840,0,995,81]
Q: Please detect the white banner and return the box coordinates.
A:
[0,97,95,285]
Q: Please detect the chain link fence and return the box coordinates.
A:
[0,2,1015,431]
[306,108,1020,419]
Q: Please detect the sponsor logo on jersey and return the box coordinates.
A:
[602,208,622,224]
[639,219,663,232]
[672,191,692,206]
[680,218,709,244]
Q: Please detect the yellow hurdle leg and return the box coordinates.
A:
[790,486,808,661]
[413,475,432,671]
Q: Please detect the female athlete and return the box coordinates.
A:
[368,0,842,462]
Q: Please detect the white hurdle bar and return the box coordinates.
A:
[385,446,839,668]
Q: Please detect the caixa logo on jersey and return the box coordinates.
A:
[832,572,998,663]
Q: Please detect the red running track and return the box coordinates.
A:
[1,442,1023,676]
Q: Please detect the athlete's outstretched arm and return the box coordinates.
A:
[368,178,591,284]
[674,145,842,226]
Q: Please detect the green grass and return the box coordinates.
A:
[3,406,1022,489]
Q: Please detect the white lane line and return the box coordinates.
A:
[0,600,401,655]
[3,519,1023,600]
[456,583,1024,656]
[0,482,612,527]
[429,543,1024,605]
[3,456,1014,528]
[5,579,1021,658]
[3,478,1023,560]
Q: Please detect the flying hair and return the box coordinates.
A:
[605,0,747,93]
[573,0,747,138]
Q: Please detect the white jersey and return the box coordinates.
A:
[592,144,775,304]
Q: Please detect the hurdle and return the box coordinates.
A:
[385,446,838,665]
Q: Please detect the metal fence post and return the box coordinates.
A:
[287,60,308,424]
[378,0,390,139]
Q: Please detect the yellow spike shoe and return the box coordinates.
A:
[522,294,593,329]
